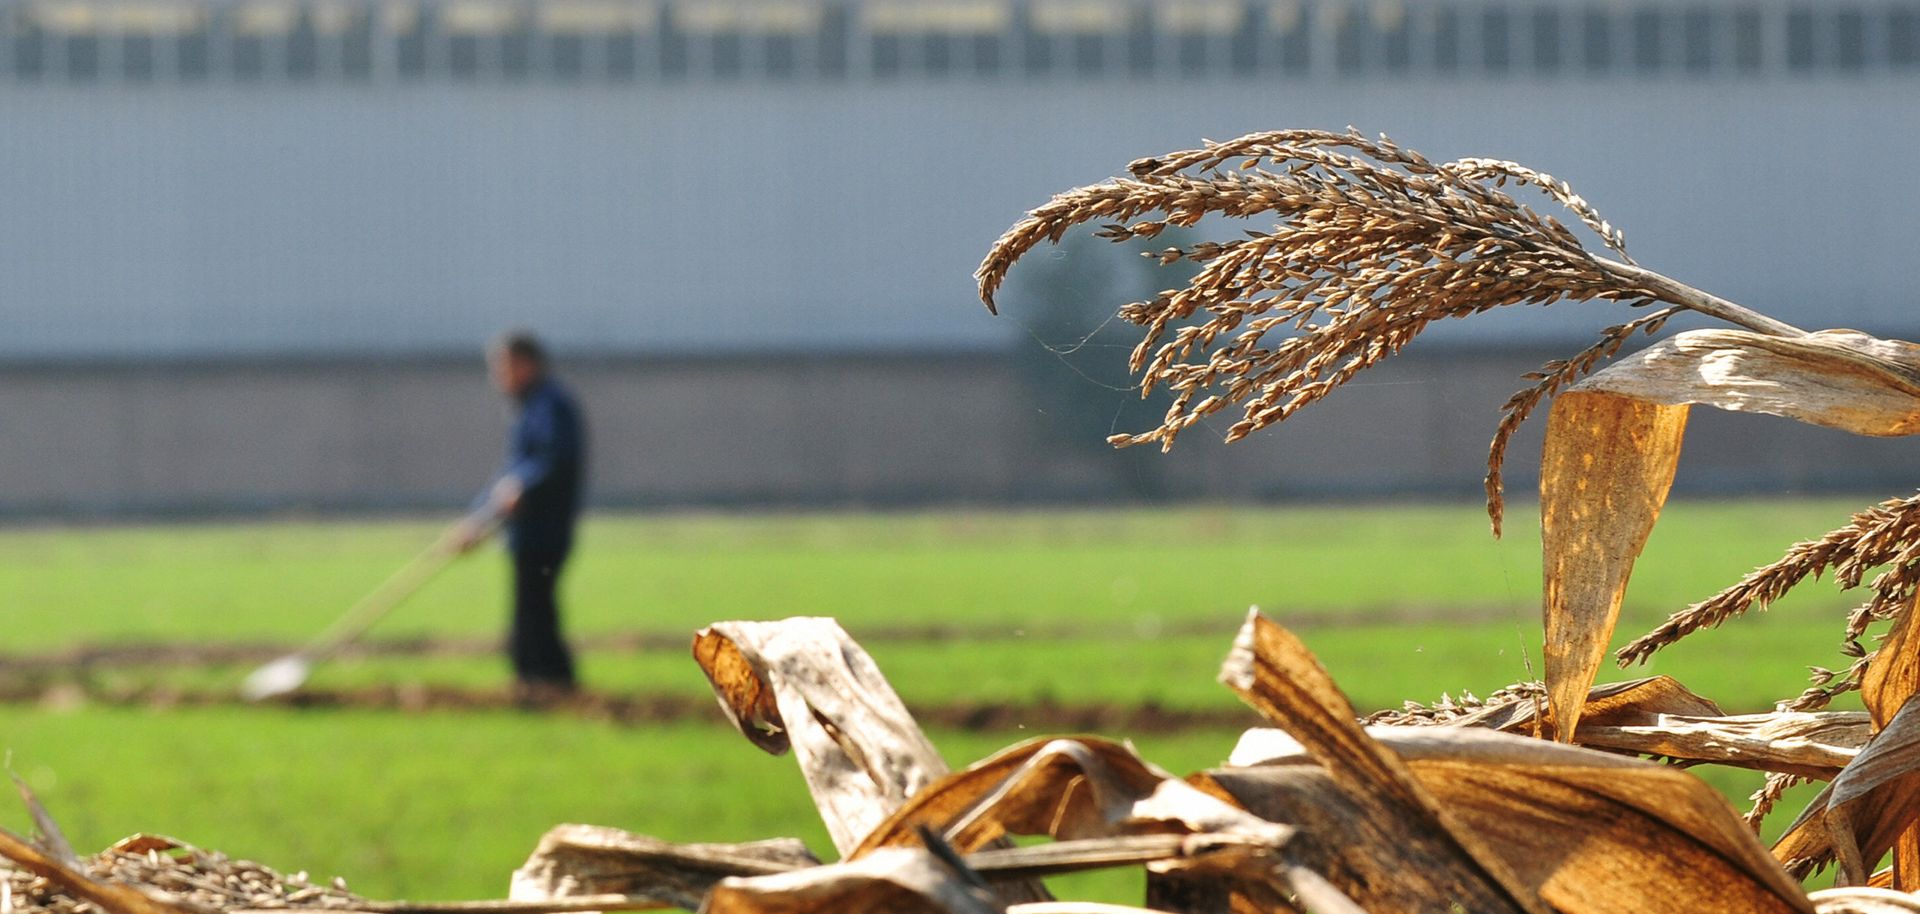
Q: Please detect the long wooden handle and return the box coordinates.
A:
[302,514,500,661]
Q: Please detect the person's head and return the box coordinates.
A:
[488,331,548,398]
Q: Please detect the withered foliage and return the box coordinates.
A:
[10,613,1920,913]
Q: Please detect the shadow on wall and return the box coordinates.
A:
[1002,228,1201,502]
[3,345,1920,517]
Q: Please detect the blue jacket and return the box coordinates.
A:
[497,376,586,557]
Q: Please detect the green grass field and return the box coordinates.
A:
[0,500,1887,902]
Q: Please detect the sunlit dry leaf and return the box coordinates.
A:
[1217,609,1549,913]
[1574,712,1866,779]
[691,618,1049,905]
[1863,592,1920,730]
[1207,724,1812,913]
[1356,677,1861,778]
[1574,329,1920,437]
[508,825,816,911]
[691,618,950,857]
[852,737,1289,859]
[1539,389,1688,741]
[701,847,1001,914]
[1235,711,1865,781]
[851,739,1297,911]
[1778,695,1920,888]
[1808,886,1920,912]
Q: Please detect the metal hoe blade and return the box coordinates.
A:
[240,655,313,702]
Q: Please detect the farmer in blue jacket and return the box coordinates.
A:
[460,331,586,699]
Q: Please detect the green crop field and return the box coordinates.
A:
[0,500,1881,902]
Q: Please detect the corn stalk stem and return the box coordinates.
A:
[1598,259,1807,338]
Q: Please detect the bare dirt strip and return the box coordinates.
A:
[0,606,1517,731]
[0,604,1518,673]
[0,679,1262,734]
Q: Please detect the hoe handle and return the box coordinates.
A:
[302,513,500,662]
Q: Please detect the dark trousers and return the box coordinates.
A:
[511,550,577,687]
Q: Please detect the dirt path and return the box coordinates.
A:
[0,604,1520,672]
[2,679,1261,733]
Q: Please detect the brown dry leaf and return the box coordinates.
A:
[1777,696,1920,888]
[1863,592,1920,730]
[1573,329,1920,437]
[1206,724,1813,914]
[850,737,1295,910]
[508,825,817,911]
[852,736,1289,859]
[1354,677,1861,778]
[1216,610,1812,913]
[1538,389,1688,742]
[1217,609,1549,913]
[691,618,950,857]
[1537,328,1920,740]
[691,618,1050,905]
[701,847,1002,914]
[1573,712,1867,779]
[1235,710,1865,781]
[0,828,206,914]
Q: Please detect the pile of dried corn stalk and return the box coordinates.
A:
[5,613,1919,913]
[13,127,1920,911]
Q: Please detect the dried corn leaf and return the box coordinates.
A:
[1863,592,1920,730]
[1857,598,1920,891]
[508,825,816,911]
[1235,710,1865,780]
[0,828,205,914]
[692,618,1050,905]
[851,736,1290,863]
[851,736,1295,914]
[702,846,1002,914]
[1573,329,1920,437]
[1364,677,1859,778]
[691,618,948,857]
[8,774,78,870]
[1218,609,1548,913]
[1809,886,1920,912]
[1777,696,1920,887]
[1573,712,1867,778]
[1539,389,1688,741]
[1205,724,1813,913]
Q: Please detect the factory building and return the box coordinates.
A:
[3,0,1917,512]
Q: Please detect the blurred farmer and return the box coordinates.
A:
[460,331,586,699]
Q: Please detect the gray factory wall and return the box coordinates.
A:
[2,349,1916,517]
